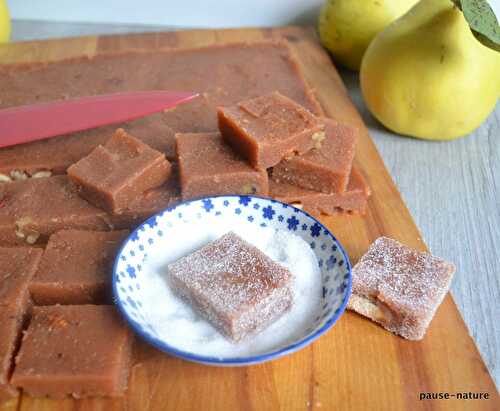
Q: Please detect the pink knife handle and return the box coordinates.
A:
[0,91,198,148]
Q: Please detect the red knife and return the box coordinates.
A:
[0,91,198,148]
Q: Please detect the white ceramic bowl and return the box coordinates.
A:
[113,195,351,366]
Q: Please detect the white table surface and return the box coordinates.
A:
[8,0,323,28]
[9,20,500,390]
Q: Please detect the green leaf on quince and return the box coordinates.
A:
[451,0,500,51]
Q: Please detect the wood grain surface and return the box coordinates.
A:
[0,27,498,411]
[10,20,500,390]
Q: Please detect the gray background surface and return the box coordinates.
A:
[8,20,500,389]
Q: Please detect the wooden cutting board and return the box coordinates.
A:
[0,27,498,411]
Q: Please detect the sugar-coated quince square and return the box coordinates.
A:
[168,231,293,342]
[347,237,456,340]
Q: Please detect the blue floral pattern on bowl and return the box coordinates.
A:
[113,195,351,366]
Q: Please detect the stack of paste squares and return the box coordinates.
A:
[0,85,457,402]
[0,236,133,401]
[217,91,370,214]
[0,40,459,404]
[0,90,369,401]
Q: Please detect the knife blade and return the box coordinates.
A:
[0,90,198,148]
